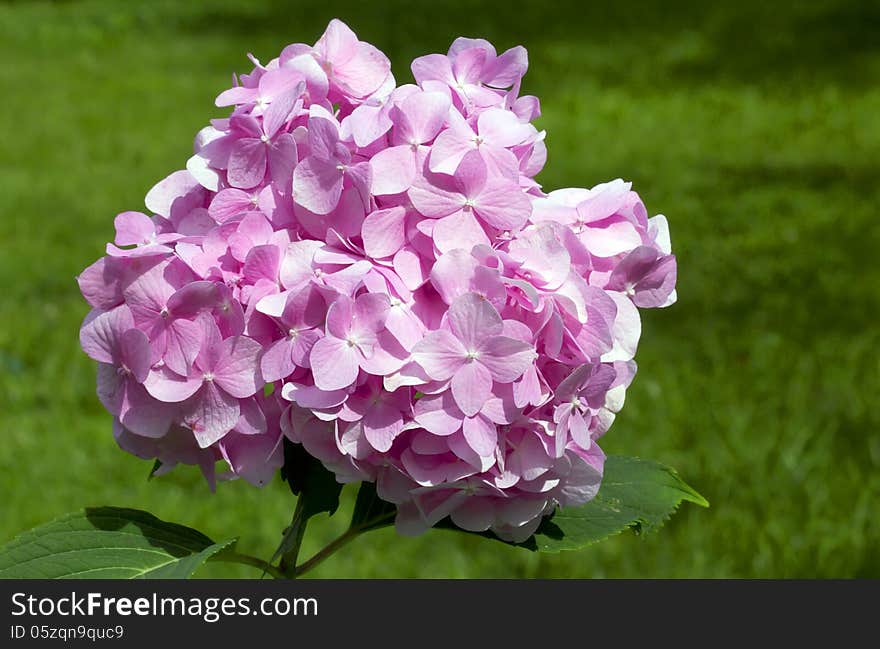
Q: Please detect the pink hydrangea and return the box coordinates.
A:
[78,19,677,541]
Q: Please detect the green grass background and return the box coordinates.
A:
[1,0,878,578]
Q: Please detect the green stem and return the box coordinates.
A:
[278,497,308,578]
[212,551,286,580]
[294,512,395,578]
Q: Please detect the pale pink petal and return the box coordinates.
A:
[325,295,354,339]
[428,122,475,175]
[392,246,430,291]
[80,305,133,364]
[144,170,203,218]
[121,383,175,438]
[358,329,408,375]
[184,382,240,448]
[163,318,203,377]
[370,146,416,196]
[413,391,463,436]
[268,132,299,187]
[449,497,495,532]
[477,108,533,148]
[113,211,155,246]
[474,180,531,229]
[411,330,466,381]
[220,431,282,487]
[262,83,304,138]
[292,156,343,214]
[333,42,392,98]
[462,415,498,457]
[144,366,203,403]
[447,292,503,350]
[309,335,360,390]
[396,91,451,144]
[478,336,535,382]
[432,211,490,254]
[430,249,479,305]
[119,328,151,383]
[361,206,407,258]
[215,85,258,107]
[281,382,349,409]
[363,402,403,452]
[450,360,493,417]
[452,47,487,85]
[227,138,268,189]
[411,53,455,86]
[209,188,255,223]
[353,292,390,336]
[211,335,262,398]
[569,410,591,450]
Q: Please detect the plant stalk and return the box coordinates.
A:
[278,497,308,578]
[294,512,395,577]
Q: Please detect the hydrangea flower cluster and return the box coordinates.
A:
[78,20,676,542]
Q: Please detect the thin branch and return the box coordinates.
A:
[211,551,286,580]
[294,511,395,578]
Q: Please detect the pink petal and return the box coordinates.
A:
[119,328,152,383]
[363,402,403,452]
[292,156,343,215]
[392,246,430,291]
[411,330,466,381]
[80,305,133,364]
[447,292,503,350]
[209,188,255,223]
[432,210,490,254]
[474,180,531,229]
[452,47,488,85]
[478,336,535,382]
[408,173,463,218]
[451,360,492,417]
[121,383,176,439]
[184,381,240,448]
[428,121,475,175]
[281,382,349,409]
[353,292,390,336]
[163,318,203,377]
[452,150,488,198]
[113,211,155,246]
[361,205,407,258]
[144,170,203,218]
[477,108,533,148]
[411,53,455,86]
[358,329,408,375]
[268,132,299,188]
[215,85,258,107]
[333,42,392,99]
[396,91,451,144]
[370,146,416,196]
[309,335,360,390]
[262,83,304,138]
[144,366,203,403]
[413,391,463,436]
[430,249,478,304]
[569,410,591,450]
[325,295,354,339]
[213,335,262,398]
[227,138,268,189]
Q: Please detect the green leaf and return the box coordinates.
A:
[438,455,707,553]
[350,482,396,533]
[0,507,235,579]
[280,438,342,520]
[531,455,708,552]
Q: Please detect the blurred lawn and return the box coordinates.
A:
[1,0,878,578]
